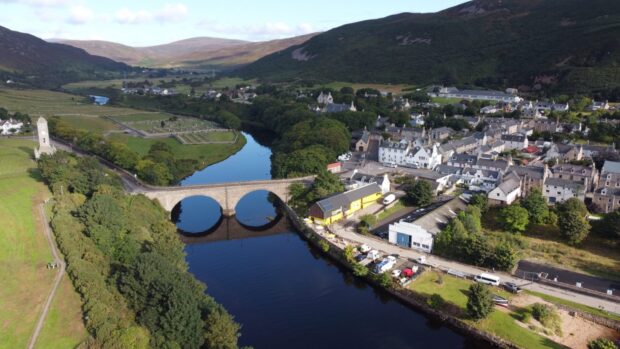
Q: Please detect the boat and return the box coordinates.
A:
[492,295,509,308]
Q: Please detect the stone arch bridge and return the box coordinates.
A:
[138,177,314,216]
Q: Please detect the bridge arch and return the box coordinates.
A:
[234,189,283,227]
[171,195,224,234]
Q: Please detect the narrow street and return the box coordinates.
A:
[328,217,620,314]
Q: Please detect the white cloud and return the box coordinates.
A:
[66,5,94,24]
[0,0,72,6]
[115,3,188,25]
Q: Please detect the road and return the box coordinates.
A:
[27,202,66,349]
[329,219,620,314]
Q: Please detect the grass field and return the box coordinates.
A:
[431,97,464,104]
[0,139,86,348]
[483,208,620,281]
[0,88,173,126]
[319,81,415,95]
[411,272,564,349]
[108,133,246,164]
[375,200,409,222]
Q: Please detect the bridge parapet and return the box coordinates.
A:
[141,176,314,215]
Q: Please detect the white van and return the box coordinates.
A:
[474,273,501,286]
[382,194,396,205]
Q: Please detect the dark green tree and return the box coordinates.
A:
[469,193,489,212]
[521,189,549,225]
[557,198,590,245]
[466,283,493,320]
[404,179,433,206]
[500,204,529,233]
[588,338,618,349]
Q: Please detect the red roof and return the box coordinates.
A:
[522,146,538,154]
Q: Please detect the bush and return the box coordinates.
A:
[376,272,393,288]
[343,245,355,263]
[428,294,445,310]
[500,204,529,233]
[588,338,618,349]
[532,303,562,336]
[352,263,369,277]
[318,239,330,252]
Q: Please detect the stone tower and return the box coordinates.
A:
[34,117,56,159]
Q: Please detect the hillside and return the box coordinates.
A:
[56,34,317,69]
[0,26,128,88]
[236,0,620,95]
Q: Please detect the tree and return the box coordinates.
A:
[469,193,489,213]
[404,179,433,206]
[588,338,618,349]
[500,204,529,233]
[343,245,355,263]
[521,189,549,225]
[558,210,590,245]
[557,198,590,245]
[203,309,241,349]
[491,242,518,271]
[466,283,493,320]
[352,263,368,277]
[428,294,445,310]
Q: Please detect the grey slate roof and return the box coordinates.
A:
[315,184,382,216]
[404,197,467,235]
[511,166,546,180]
[544,178,584,191]
[497,172,521,194]
[602,161,620,174]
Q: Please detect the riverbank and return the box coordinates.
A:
[281,203,563,349]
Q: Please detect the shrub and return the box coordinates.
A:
[588,338,618,349]
[428,294,445,310]
[532,303,562,336]
[318,239,330,252]
[376,272,393,288]
[352,263,369,277]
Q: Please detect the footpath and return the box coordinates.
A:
[27,202,66,349]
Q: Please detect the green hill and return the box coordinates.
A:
[236,0,620,95]
[0,26,129,88]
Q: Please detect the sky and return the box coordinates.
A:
[0,0,467,46]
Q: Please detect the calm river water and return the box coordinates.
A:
[174,132,482,349]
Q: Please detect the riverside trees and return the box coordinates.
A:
[39,151,241,348]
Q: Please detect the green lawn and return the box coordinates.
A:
[108,132,246,164]
[411,272,564,349]
[320,81,414,95]
[56,115,118,133]
[375,200,410,223]
[0,139,86,348]
[431,97,463,104]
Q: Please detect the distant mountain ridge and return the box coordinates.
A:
[55,34,318,69]
[0,25,129,88]
[236,0,620,94]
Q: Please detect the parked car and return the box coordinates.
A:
[359,244,371,253]
[373,231,388,239]
[382,194,396,205]
[503,282,522,293]
[391,269,402,278]
[374,256,397,273]
[355,254,367,262]
[367,250,381,261]
[416,256,426,264]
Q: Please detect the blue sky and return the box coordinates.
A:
[0,0,467,46]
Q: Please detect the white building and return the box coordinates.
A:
[543,178,585,204]
[433,87,523,103]
[389,221,434,253]
[500,134,528,151]
[379,140,411,166]
[0,118,23,135]
[317,91,334,105]
[488,172,521,205]
[404,144,442,169]
[345,172,391,195]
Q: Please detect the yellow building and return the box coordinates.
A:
[308,184,382,225]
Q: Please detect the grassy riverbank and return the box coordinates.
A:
[0,139,86,348]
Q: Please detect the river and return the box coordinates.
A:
[173,132,482,349]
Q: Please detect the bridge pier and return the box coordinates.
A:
[222,208,235,217]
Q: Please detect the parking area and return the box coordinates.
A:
[516,261,620,294]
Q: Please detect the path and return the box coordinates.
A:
[27,202,66,349]
[329,220,620,314]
